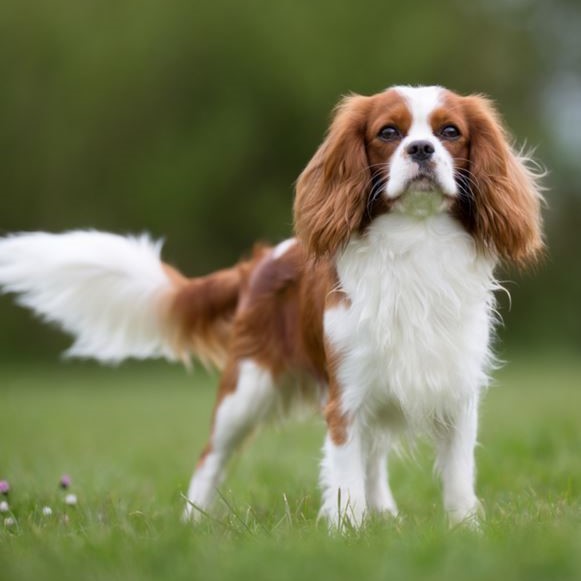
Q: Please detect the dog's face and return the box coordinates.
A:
[366,86,461,202]
[294,85,544,265]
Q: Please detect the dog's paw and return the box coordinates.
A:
[447,498,485,531]
[181,498,209,524]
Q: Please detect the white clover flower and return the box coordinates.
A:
[4,516,16,527]
[42,506,53,516]
[0,501,9,513]
[64,493,77,506]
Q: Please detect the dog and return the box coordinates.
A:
[0,85,544,527]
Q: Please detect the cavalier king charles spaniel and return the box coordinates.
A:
[0,85,544,528]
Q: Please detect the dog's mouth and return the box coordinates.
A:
[408,177,435,191]
[404,171,440,194]
[393,173,453,218]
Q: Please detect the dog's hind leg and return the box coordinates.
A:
[183,358,277,521]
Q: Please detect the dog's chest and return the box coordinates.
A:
[325,214,496,422]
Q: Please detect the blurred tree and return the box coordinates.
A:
[0,0,579,359]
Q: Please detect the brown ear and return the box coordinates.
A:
[463,95,545,266]
[294,94,372,258]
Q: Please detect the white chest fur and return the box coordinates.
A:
[325,213,497,429]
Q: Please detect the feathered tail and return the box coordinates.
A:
[0,230,249,368]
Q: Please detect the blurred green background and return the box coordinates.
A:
[0,0,580,360]
[1,4,580,578]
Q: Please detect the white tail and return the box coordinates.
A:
[0,231,178,364]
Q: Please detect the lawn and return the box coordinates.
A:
[1,355,580,580]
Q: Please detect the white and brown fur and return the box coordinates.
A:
[0,85,543,527]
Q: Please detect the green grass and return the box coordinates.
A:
[1,356,580,580]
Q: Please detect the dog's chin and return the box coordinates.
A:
[392,176,453,218]
[405,176,439,193]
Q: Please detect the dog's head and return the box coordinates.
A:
[294,86,544,265]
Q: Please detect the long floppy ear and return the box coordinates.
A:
[294,94,372,258]
[463,95,545,266]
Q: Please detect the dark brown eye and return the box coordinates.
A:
[378,125,401,142]
[440,125,461,140]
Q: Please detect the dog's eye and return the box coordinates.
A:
[378,125,401,142]
[439,125,461,140]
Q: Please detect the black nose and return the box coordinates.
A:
[406,140,435,162]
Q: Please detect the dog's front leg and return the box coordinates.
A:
[319,421,368,530]
[320,302,369,529]
[434,397,483,527]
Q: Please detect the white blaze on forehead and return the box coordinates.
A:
[393,85,443,137]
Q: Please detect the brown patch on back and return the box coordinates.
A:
[164,246,269,367]
[229,241,336,381]
[164,239,341,410]
[228,240,351,443]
